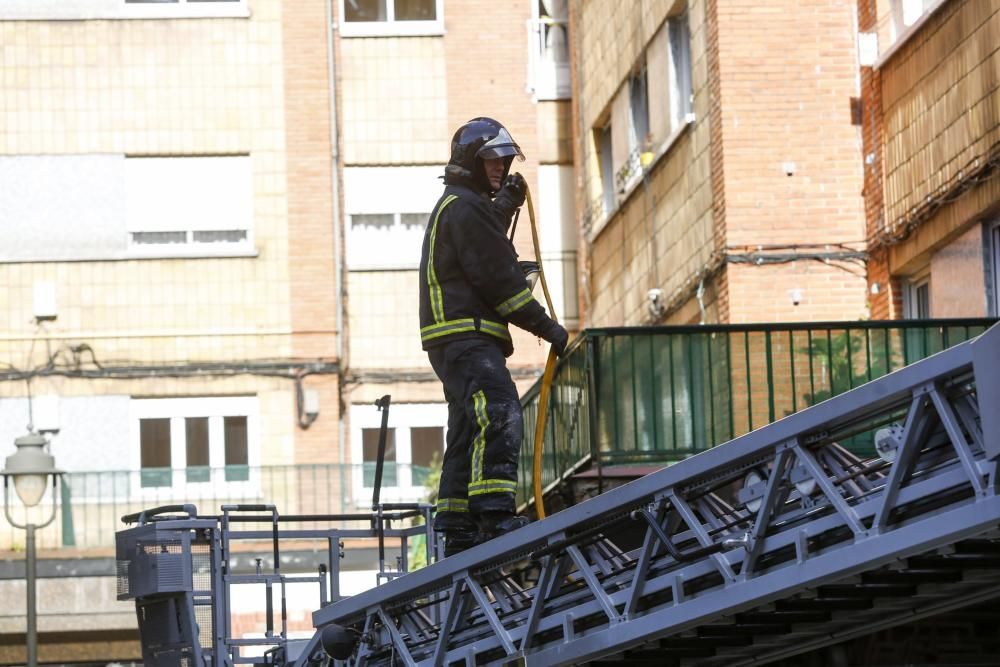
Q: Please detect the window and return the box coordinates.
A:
[0,154,254,262]
[598,123,615,216]
[527,0,571,100]
[904,272,930,319]
[410,426,443,486]
[615,65,650,193]
[340,0,443,37]
[224,416,249,481]
[667,12,693,131]
[344,166,441,270]
[630,67,650,154]
[589,7,693,234]
[350,403,446,503]
[185,417,210,483]
[0,0,249,20]
[362,427,397,487]
[139,418,172,488]
[132,397,258,491]
[125,155,254,257]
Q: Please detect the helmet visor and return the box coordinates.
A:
[477,127,525,162]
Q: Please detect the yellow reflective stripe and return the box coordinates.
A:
[426,195,458,324]
[496,288,533,316]
[420,319,477,342]
[419,318,511,344]
[436,498,469,513]
[478,320,512,341]
[468,479,518,496]
[471,390,488,486]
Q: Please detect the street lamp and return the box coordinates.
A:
[1,432,62,667]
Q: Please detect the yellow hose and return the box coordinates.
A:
[525,186,557,520]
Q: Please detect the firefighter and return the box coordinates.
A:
[419,117,568,557]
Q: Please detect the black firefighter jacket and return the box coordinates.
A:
[418,183,559,357]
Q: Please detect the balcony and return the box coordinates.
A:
[518,318,996,507]
[1,463,432,551]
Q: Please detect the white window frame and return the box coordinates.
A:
[0,0,249,21]
[129,396,260,500]
[903,268,931,319]
[347,212,428,270]
[344,166,441,270]
[339,0,444,37]
[124,155,257,260]
[350,402,446,505]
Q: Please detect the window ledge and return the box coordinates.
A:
[125,244,260,260]
[588,114,696,243]
[872,0,949,70]
[338,21,444,38]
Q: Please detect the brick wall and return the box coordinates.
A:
[715,0,867,322]
[282,0,341,463]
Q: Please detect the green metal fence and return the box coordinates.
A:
[1,463,433,551]
[518,319,996,506]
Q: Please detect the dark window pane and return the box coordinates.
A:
[132,231,186,245]
[351,213,394,229]
[224,416,249,481]
[192,230,247,243]
[362,427,396,487]
[410,426,442,486]
[395,0,435,20]
[140,418,171,488]
[410,427,442,467]
[400,213,428,230]
[345,0,386,22]
[916,283,930,318]
[186,417,210,483]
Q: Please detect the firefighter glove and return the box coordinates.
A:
[501,172,527,207]
[547,322,569,358]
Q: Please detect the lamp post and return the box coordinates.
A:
[1,432,62,667]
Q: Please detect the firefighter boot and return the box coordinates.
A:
[442,527,480,558]
[477,511,530,543]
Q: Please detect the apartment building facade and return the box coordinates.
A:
[335,0,578,505]
[0,0,340,661]
[569,0,869,328]
[860,0,1000,320]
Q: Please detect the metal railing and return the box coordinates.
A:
[1,463,433,551]
[518,318,996,506]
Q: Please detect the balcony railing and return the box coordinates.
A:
[518,319,996,507]
[1,463,433,552]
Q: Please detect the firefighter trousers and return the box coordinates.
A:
[428,337,522,533]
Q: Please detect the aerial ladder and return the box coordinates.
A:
[118,323,1000,665]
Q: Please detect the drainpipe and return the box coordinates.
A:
[325,0,348,481]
